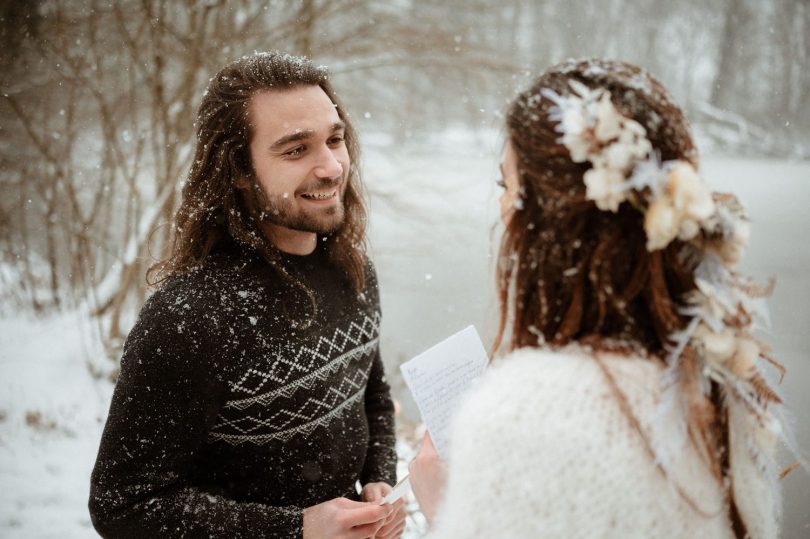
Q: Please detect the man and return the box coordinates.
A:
[89,52,406,538]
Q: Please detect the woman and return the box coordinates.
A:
[408,59,796,538]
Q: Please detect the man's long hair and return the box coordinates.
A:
[148,52,368,293]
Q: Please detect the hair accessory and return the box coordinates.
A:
[542,81,727,253]
[541,80,804,475]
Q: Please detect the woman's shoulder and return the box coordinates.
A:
[438,346,722,538]
[475,346,664,406]
[449,346,662,453]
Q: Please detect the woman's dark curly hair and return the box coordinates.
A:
[495,59,698,354]
[495,59,753,536]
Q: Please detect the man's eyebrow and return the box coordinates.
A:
[270,129,314,151]
[269,122,346,151]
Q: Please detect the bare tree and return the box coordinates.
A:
[0,0,517,360]
[1,0,807,364]
[711,0,749,110]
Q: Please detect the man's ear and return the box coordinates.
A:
[234,176,251,189]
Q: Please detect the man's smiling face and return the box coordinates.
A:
[245,85,350,241]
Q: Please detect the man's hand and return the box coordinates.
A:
[302,497,393,539]
[408,432,448,527]
[361,482,406,538]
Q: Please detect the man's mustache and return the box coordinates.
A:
[299,176,343,193]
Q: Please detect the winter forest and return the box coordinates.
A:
[1,0,809,537]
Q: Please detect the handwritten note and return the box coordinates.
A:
[400,325,489,459]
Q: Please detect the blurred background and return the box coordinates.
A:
[1,0,808,537]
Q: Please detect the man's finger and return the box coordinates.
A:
[377,521,406,539]
[365,484,385,501]
[377,505,406,537]
[347,520,382,539]
[382,497,405,523]
[362,481,393,503]
[344,502,393,527]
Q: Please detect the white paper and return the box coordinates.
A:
[400,325,489,459]
[379,476,411,505]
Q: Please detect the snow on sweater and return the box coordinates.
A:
[429,348,778,539]
[89,243,397,538]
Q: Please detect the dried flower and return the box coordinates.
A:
[645,198,679,250]
[563,132,591,163]
[718,220,751,265]
[694,324,736,364]
[666,162,715,221]
[728,338,759,380]
[678,219,700,241]
[594,92,622,142]
[584,167,627,212]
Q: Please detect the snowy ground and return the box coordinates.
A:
[1,132,809,537]
[0,312,111,537]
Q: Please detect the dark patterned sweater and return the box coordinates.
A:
[89,243,397,538]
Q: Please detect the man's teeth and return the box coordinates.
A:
[302,191,335,200]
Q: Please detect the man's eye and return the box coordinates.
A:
[496,178,506,189]
[285,146,305,157]
[328,136,345,145]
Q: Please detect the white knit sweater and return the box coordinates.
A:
[428,348,778,539]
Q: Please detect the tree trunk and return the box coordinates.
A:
[711,0,748,110]
[296,0,317,58]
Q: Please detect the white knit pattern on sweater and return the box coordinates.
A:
[428,348,777,539]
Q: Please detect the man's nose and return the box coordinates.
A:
[313,147,344,179]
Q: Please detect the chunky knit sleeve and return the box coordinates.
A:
[89,281,303,538]
[428,349,736,539]
[359,263,397,487]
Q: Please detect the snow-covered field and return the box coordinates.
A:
[1,132,808,537]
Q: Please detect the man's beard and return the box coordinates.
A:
[250,179,346,235]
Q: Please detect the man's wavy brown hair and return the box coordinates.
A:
[495,59,749,536]
[148,52,368,293]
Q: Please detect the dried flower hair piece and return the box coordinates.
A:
[542,81,724,253]
[541,79,806,478]
[542,81,651,212]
